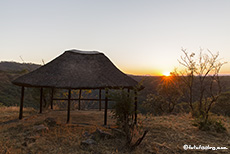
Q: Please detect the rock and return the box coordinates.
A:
[94,128,113,139]
[82,131,91,138]
[145,149,157,154]
[33,124,49,132]
[44,117,57,127]
[81,139,97,146]
[22,142,27,147]
[111,128,126,136]
[23,136,37,147]
[24,136,36,144]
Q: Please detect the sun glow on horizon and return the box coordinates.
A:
[162,71,171,76]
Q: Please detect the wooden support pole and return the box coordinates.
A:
[78,89,81,110]
[104,89,108,125]
[99,89,101,111]
[134,90,137,125]
[127,88,130,97]
[39,87,43,113]
[67,89,71,123]
[128,88,134,120]
[50,88,54,110]
[19,86,24,119]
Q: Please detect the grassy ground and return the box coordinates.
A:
[0,106,229,154]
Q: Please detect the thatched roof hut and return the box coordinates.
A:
[12,49,141,125]
[13,49,138,89]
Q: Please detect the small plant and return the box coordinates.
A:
[109,89,148,151]
[212,92,230,116]
[0,102,5,107]
[213,120,227,133]
[110,90,135,144]
[193,116,226,133]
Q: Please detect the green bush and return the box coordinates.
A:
[193,117,226,133]
[211,92,230,117]
[0,102,5,107]
[109,89,148,150]
[109,90,135,128]
[174,102,190,113]
[142,94,165,116]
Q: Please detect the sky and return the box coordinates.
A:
[1,0,230,76]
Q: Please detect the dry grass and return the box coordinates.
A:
[0,107,229,154]
[0,106,37,123]
[139,113,230,154]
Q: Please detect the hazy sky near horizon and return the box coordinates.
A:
[1,0,230,75]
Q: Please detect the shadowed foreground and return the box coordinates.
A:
[0,107,229,154]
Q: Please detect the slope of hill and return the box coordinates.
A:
[0,61,230,113]
[0,107,229,154]
[0,61,40,72]
[0,61,41,108]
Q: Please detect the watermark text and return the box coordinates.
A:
[183,144,228,151]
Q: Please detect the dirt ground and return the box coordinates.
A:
[0,107,229,154]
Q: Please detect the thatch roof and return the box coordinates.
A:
[12,49,139,89]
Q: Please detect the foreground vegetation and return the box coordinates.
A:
[0,106,229,154]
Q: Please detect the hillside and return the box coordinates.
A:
[0,62,41,108]
[0,107,229,154]
[0,61,40,72]
[0,61,230,111]
[0,61,160,109]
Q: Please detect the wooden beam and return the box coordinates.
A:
[50,88,54,109]
[67,89,71,123]
[99,89,101,111]
[104,89,108,125]
[134,90,137,125]
[39,87,43,113]
[19,86,24,119]
[78,89,81,110]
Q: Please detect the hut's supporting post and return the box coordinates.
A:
[134,90,137,125]
[19,86,24,119]
[99,89,101,111]
[104,89,108,125]
[67,89,71,123]
[127,88,130,97]
[78,89,81,110]
[128,88,134,120]
[39,88,43,113]
[50,88,54,110]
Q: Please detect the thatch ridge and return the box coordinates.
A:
[66,49,101,55]
[12,49,139,89]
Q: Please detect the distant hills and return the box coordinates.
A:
[0,61,40,72]
[0,61,229,110]
[0,61,40,107]
[0,61,156,109]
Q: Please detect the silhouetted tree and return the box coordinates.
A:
[144,72,182,115]
[177,48,226,123]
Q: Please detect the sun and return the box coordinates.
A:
[162,71,171,76]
